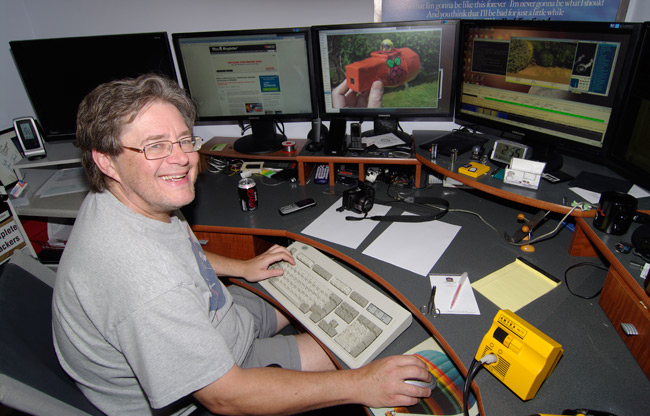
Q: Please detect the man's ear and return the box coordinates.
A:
[92,149,120,183]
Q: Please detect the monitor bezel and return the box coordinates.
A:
[453,19,642,163]
[310,19,460,124]
[171,27,319,127]
[606,22,650,191]
[10,32,177,142]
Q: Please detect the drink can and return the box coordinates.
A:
[238,177,258,211]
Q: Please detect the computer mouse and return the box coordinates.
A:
[404,375,438,390]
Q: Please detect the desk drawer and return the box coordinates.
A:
[599,268,650,380]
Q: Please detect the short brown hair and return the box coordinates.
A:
[76,74,197,192]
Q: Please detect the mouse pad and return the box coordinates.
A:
[381,349,477,415]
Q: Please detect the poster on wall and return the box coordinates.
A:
[0,200,28,264]
[378,0,628,22]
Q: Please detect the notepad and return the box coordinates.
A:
[471,257,560,312]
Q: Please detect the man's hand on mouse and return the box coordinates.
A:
[351,354,433,408]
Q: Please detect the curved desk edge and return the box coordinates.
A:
[416,154,594,218]
[192,224,486,416]
[574,218,648,301]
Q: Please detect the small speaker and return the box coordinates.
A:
[309,119,321,143]
[324,119,347,156]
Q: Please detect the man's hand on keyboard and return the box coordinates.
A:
[240,244,296,282]
[353,354,432,408]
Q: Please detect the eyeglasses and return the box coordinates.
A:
[123,136,203,160]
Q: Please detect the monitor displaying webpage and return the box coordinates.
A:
[176,33,313,118]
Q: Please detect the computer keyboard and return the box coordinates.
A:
[259,241,412,369]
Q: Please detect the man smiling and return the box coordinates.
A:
[52,74,431,415]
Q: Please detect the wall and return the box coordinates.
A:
[1,0,376,138]
[2,0,649,139]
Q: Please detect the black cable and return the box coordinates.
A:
[463,354,496,416]
[463,358,479,416]
[564,262,609,299]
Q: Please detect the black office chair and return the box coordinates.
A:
[0,250,104,416]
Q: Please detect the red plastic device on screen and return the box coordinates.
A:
[345,45,420,93]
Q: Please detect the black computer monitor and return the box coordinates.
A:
[454,20,641,165]
[172,27,317,155]
[311,20,459,143]
[607,22,650,191]
[10,32,177,142]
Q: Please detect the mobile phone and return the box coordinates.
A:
[279,198,316,215]
[13,116,47,159]
[348,122,364,151]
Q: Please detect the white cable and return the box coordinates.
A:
[479,353,497,365]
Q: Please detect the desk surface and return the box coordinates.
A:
[184,164,650,415]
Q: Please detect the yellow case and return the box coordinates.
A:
[458,162,490,178]
[475,310,563,401]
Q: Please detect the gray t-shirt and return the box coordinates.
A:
[52,191,255,415]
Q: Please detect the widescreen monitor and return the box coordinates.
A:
[454,20,641,163]
[172,27,317,154]
[10,32,177,142]
[312,20,459,142]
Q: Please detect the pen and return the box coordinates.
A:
[449,272,468,309]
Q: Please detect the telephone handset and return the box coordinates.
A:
[13,116,47,160]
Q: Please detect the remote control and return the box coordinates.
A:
[279,198,316,215]
[314,164,329,184]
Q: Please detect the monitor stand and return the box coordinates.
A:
[362,118,412,145]
[233,120,285,155]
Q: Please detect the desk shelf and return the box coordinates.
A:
[297,153,421,187]
[199,136,423,187]
[11,141,84,219]
[198,136,305,171]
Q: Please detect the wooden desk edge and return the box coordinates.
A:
[191,224,485,415]
[417,154,594,218]
[574,218,649,300]
[199,136,307,159]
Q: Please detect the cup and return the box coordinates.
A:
[593,191,638,235]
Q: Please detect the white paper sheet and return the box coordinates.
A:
[569,187,601,204]
[629,184,650,199]
[301,198,391,249]
[362,212,461,276]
